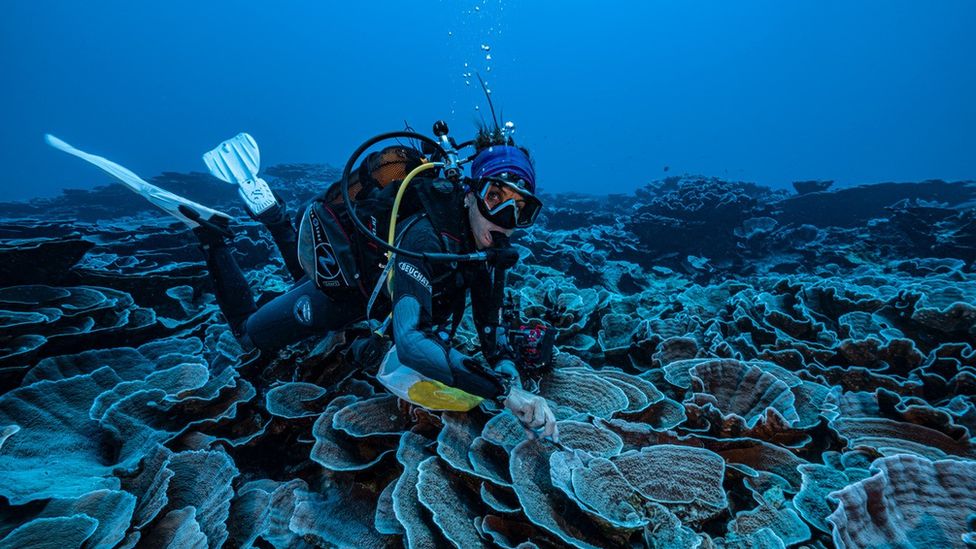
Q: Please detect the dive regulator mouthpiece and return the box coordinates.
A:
[488,231,519,269]
[490,231,510,247]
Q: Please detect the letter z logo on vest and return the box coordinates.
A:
[398,262,432,292]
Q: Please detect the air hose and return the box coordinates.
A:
[385,161,444,289]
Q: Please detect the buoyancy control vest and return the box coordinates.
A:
[296,145,470,301]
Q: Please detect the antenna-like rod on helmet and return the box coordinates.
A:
[477,73,500,131]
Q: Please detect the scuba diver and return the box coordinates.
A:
[46,120,559,442]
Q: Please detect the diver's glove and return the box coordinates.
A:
[499,386,559,443]
[493,359,521,384]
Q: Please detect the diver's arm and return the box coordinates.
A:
[391,222,508,400]
[392,297,508,398]
[391,220,557,440]
[393,297,556,439]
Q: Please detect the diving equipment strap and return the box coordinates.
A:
[448,287,466,340]
[305,205,353,289]
[366,214,425,326]
[366,258,395,323]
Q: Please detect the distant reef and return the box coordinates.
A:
[0,166,974,548]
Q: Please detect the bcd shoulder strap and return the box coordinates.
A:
[302,201,361,291]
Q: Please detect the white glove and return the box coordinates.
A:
[503,387,559,443]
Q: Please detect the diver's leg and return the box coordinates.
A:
[194,227,256,337]
[242,280,365,351]
[252,196,305,282]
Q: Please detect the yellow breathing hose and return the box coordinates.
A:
[385,161,444,289]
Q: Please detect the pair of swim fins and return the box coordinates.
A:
[46,132,277,232]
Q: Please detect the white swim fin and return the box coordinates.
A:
[202,132,278,217]
[45,134,232,232]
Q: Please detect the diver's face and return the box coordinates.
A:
[465,191,515,250]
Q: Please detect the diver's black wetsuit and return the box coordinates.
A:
[389,215,510,398]
[199,201,510,400]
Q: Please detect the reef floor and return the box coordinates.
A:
[0,169,974,548]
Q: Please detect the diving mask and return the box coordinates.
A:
[474,177,542,229]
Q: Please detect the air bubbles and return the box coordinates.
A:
[485,53,492,60]
[503,121,516,138]
[481,44,491,51]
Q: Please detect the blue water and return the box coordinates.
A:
[2,4,976,546]
[1,0,974,200]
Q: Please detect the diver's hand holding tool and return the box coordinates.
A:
[495,342,558,443]
[500,386,559,443]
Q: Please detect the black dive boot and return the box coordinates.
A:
[250,193,305,283]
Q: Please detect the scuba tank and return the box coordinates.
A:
[296,144,429,295]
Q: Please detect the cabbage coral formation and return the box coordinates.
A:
[0,169,974,548]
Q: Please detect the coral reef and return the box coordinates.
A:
[0,168,974,548]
